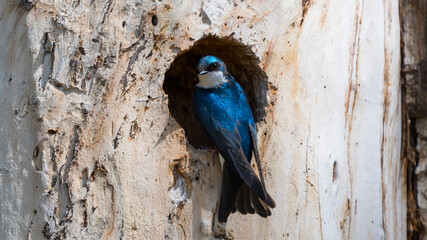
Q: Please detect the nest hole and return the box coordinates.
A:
[151,15,159,26]
[163,35,269,149]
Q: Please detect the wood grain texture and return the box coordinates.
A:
[0,0,403,239]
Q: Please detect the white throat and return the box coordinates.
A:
[197,71,227,89]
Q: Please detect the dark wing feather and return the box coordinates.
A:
[197,107,275,208]
[249,124,276,208]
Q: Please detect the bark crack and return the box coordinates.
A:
[59,126,80,222]
[344,0,364,238]
[380,1,392,238]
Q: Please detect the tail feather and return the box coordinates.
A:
[219,164,274,223]
[250,189,271,217]
[236,186,247,214]
[218,165,241,223]
[236,184,271,218]
[242,186,255,214]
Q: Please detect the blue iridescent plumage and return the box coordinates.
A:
[193,55,275,223]
[194,79,254,160]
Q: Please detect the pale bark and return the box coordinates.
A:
[0,0,404,239]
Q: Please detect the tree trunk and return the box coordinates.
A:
[0,0,404,239]
[400,0,427,239]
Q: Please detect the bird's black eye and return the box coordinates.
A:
[208,62,219,71]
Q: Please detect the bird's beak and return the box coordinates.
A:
[199,71,208,75]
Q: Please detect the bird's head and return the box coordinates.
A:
[196,55,229,89]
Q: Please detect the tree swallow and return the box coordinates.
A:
[193,55,276,223]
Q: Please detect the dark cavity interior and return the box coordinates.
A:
[163,35,269,149]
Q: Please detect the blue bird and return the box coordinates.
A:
[193,55,275,223]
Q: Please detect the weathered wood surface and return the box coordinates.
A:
[0,0,403,239]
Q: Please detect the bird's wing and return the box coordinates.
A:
[197,106,275,207]
[249,124,276,208]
